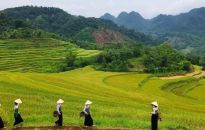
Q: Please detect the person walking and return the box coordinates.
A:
[151,101,161,130]
[83,100,93,127]
[55,99,64,126]
[13,99,23,128]
[0,104,4,129]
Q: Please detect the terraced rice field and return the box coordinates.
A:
[0,66,205,130]
[0,39,205,130]
[0,39,100,72]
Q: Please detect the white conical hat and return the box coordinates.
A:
[15,99,22,104]
[57,99,64,104]
[151,101,158,107]
[85,100,92,105]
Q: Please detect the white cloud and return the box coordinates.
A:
[0,0,205,18]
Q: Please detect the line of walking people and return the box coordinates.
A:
[0,99,94,129]
[0,99,161,130]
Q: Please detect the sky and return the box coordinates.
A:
[0,0,205,18]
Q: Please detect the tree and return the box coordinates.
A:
[14,20,27,28]
[65,51,77,67]
[199,57,205,70]
[0,13,10,33]
[186,54,200,65]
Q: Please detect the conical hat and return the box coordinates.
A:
[85,100,92,105]
[15,99,22,104]
[151,101,158,107]
[57,99,64,104]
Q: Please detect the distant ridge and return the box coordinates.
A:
[101,11,148,31]
[101,7,205,33]
[101,7,205,55]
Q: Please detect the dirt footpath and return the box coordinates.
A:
[3,126,133,130]
[160,70,204,80]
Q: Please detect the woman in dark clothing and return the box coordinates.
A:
[13,99,23,128]
[83,100,93,126]
[0,116,4,129]
[0,104,4,129]
[55,99,64,126]
[151,101,161,130]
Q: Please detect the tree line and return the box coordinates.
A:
[62,43,204,74]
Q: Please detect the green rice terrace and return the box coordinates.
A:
[0,38,100,72]
[0,39,205,130]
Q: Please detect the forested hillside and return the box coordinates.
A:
[0,6,160,45]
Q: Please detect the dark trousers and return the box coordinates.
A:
[151,114,158,130]
[84,114,93,126]
[0,117,4,129]
[55,112,63,126]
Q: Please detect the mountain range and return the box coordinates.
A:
[101,7,205,55]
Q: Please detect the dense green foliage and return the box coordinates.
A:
[0,12,62,39]
[0,28,61,39]
[94,44,143,71]
[93,43,194,73]
[72,27,96,43]
[186,54,205,70]
[0,13,10,33]
[200,57,205,70]
[155,32,205,55]
[95,49,130,71]
[143,44,192,73]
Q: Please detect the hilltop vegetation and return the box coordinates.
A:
[0,28,61,39]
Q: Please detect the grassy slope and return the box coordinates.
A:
[0,67,205,129]
[0,38,100,72]
[0,39,205,129]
